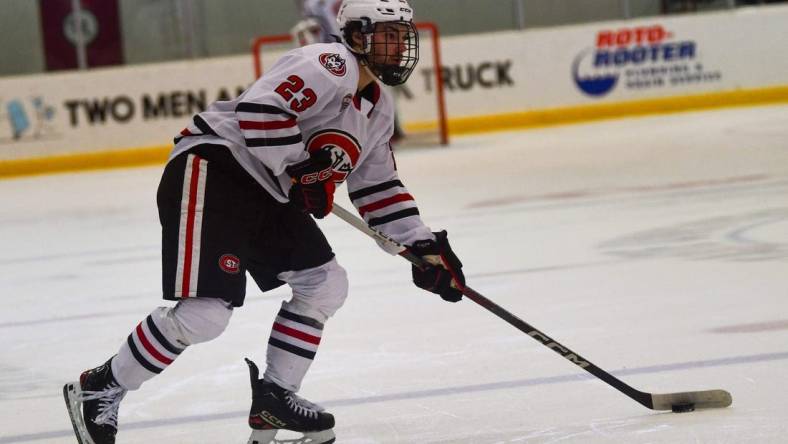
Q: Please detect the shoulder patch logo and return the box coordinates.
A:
[319,53,347,77]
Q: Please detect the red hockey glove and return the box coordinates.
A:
[409,230,465,302]
[286,150,336,219]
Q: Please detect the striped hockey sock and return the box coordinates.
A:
[264,308,324,392]
[112,313,186,390]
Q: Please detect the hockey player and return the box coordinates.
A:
[63,1,465,443]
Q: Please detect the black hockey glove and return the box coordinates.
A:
[286,150,336,219]
[409,230,465,302]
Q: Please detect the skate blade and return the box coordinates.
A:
[249,428,335,444]
[63,382,95,444]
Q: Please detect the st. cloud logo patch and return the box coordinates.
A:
[319,53,347,77]
[218,254,241,274]
[306,129,361,183]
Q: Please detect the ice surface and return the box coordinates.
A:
[1,105,787,443]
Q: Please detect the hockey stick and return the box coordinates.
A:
[331,203,732,412]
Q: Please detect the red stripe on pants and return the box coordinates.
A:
[181,156,202,297]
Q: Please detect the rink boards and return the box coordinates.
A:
[0,5,787,175]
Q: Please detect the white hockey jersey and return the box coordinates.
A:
[171,42,433,246]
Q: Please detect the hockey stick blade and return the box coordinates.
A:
[331,203,733,412]
[651,389,733,411]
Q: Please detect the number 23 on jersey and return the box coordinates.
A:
[275,75,317,113]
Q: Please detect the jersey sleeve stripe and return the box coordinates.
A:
[245,133,303,147]
[240,123,300,143]
[348,180,405,201]
[368,207,421,227]
[358,193,414,216]
[236,102,297,118]
[174,120,207,144]
[193,115,218,136]
[239,119,298,130]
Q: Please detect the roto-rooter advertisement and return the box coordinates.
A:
[572,24,722,97]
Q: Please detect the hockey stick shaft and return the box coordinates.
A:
[330,204,651,407]
[331,203,731,411]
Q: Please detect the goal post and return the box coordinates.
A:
[251,22,449,146]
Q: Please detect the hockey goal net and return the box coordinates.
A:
[251,22,448,146]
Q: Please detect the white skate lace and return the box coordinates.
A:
[284,392,325,420]
[79,383,128,427]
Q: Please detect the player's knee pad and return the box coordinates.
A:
[281,258,348,323]
[152,298,233,346]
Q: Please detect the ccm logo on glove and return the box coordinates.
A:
[297,167,333,185]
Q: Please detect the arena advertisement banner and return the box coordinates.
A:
[1,5,786,162]
[400,4,788,118]
[0,56,251,160]
[39,0,124,71]
[571,24,719,97]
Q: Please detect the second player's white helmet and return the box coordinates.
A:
[336,0,419,86]
[291,18,323,47]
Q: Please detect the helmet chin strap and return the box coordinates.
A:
[353,55,378,91]
[348,20,374,56]
[349,33,381,84]
[361,33,374,55]
[359,55,391,87]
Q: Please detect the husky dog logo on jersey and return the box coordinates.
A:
[318,53,347,76]
[306,129,361,183]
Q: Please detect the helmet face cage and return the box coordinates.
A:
[344,20,419,86]
[367,21,419,86]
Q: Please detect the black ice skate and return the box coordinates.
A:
[245,358,335,444]
[63,358,127,444]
